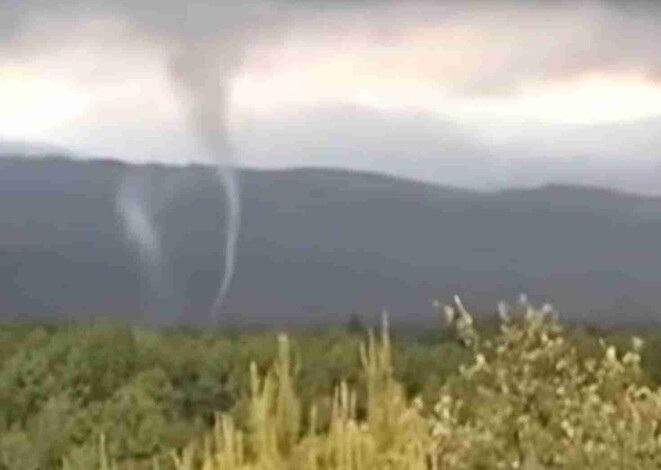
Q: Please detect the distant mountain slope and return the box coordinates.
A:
[2,155,661,327]
[0,140,71,157]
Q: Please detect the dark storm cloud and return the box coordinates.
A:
[1,0,661,196]
[4,1,661,95]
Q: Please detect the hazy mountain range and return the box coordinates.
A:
[2,154,661,328]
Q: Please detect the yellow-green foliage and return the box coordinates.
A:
[163,299,661,470]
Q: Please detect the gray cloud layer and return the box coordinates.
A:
[1,0,661,194]
[232,103,661,194]
[5,1,661,88]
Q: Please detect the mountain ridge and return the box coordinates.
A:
[5,152,661,201]
[2,154,661,327]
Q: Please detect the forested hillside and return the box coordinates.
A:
[3,156,661,326]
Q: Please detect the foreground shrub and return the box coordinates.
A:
[166,299,661,469]
[431,298,661,469]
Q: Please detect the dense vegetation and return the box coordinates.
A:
[2,299,661,468]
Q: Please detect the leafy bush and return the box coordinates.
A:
[171,299,661,469]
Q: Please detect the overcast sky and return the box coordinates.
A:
[1,0,661,193]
